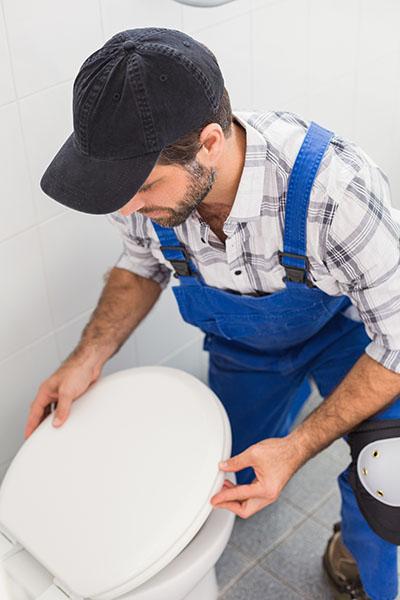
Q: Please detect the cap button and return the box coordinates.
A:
[123,40,136,52]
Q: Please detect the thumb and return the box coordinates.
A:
[219,449,253,473]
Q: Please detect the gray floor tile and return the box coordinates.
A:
[221,565,304,600]
[280,449,341,514]
[216,541,252,593]
[324,438,351,471]
[311,488,341,530]
[229,497,306,561]
[260,517,334,600]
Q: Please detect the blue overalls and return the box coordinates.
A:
[152,121,400,600]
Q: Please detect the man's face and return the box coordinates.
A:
[118,159,217,227]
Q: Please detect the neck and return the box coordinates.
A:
[198,118,246,219]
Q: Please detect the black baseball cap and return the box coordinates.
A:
[40,28,225,215]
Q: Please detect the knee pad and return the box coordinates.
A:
[348,418,400,545]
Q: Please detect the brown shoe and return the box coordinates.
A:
[322,522,370,599]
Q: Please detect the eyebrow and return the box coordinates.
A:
[138,176,162,193]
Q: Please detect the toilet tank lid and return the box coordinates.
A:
[0,367,231,600]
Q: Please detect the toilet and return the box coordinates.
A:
[0,366,235,600]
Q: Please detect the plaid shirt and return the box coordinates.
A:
[107,110,400,374]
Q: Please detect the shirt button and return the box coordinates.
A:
[234,270,242,276]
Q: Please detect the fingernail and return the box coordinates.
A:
[53,418,61,427]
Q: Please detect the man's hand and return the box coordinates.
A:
[210,435,306,519]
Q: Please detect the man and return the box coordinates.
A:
[26,27,400,600]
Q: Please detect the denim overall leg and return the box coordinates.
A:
[152,120,398,599]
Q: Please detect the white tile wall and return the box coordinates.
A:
[2,0,103,97]
[135,284,200,366]
[252,0,309,110]
[1,0,400,470]
[0,6,14,105]
[0,333,60,462]
[101,0,183,40]
[181,0,251,33]
[192,13,252,108]
[19,82,72,223]
[38,211,123,327]
[0,228,53,362]
[0,102,36,241]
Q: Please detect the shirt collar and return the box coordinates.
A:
[225,110,267,223]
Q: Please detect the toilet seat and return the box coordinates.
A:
[0,367,231,600]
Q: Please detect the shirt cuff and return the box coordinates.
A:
[365,341,400,374]
[115,253,172,290]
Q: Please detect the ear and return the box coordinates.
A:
[198,123,224,162]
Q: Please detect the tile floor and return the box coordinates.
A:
[215,383,400,600]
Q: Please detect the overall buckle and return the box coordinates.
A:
[278,251,313,287]
[160,245,194,278]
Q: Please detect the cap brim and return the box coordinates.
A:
[40,133,162,215]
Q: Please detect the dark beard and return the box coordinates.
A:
[140,161,217,228]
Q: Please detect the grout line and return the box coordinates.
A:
[282,486,336,520]
[220,517,312,598]
[157,332,204,365]
[0,306,95,368]
[257,560,315,600]
[184,4,255,36]
[0,209,68,247]
[222,501,310,595]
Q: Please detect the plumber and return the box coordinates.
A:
[26,28,400,600]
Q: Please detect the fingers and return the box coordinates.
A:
[52,390,73,427]
[24,385,57,439]
[214,496,269,519]
[211,480,264,505]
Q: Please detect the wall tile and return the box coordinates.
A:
[19,82,71,223]
[252,0,309,110]
[0,102,36,241]
[182,0,250,34]
[101,0,183,40]
[161,335,204,379]
[353,52,398,175]
[308,0,358,92]
[3,0,103,97]
[0,334,59,463]
[358,0,400,68]
[135,285,200,365]
[192,13,252,109]
[38,211,122,328]
[308,72,357,140]
[0,228,53,362]
[0,6,15,105]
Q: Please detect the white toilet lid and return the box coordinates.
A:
[0,367,231,600]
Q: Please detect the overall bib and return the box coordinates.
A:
[152,121,400,600]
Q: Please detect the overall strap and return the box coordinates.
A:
[151,221,200,282]
[279,121,334,287]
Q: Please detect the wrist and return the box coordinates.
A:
[64,343,114,371]
[286,427,315,468]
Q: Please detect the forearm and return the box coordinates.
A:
[289,353,400,465]
[64,266,162,370]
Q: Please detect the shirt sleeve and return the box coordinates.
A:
[324,161,400,373]
[106,213,172,289]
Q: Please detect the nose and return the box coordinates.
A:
[119,195,145,217]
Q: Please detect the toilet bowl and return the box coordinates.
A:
[0,366,235,600]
